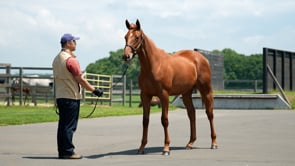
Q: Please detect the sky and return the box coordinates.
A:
[1,0,295,70]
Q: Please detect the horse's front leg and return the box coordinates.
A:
[160,93,170,155]
[138,94,152,154]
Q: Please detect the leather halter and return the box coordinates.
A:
[125,34,144,56]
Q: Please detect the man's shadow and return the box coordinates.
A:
[23,156,59,160]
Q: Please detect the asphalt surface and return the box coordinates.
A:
[0,109,295,166]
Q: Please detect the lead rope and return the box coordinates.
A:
[83,64,129,118]
[54,64,129,118]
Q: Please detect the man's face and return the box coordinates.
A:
[66,40,77,51]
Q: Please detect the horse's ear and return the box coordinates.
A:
[125,19,131,29]
[136,19,141,30]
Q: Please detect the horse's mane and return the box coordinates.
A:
[143,32,168,56]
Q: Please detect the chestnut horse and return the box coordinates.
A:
[122,20,217,155]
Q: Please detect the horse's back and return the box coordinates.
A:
[173,50,212,85]
[173,50,210,70]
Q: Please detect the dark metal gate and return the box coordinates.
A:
[263,47,295,93]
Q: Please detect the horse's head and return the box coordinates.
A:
[122,19,144,63]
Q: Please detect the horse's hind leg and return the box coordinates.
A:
[199,85,217,149]
[182,93,197,149]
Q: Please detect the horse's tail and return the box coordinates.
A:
[193,50,214,109]
[201,97,205,107]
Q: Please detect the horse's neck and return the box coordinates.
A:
[138,35,162,73]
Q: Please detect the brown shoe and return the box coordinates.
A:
[59,153,83,159]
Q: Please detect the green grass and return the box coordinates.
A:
[270,90,295,109]
[0,105,58,126]
[0,103,176,126]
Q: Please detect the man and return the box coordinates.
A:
[52,33,103,159]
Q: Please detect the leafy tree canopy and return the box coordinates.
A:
[213,48,262,80]
[86,49,140,88]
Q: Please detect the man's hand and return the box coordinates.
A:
[92,88,103,97]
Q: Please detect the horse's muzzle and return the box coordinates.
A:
[122,54,132,63]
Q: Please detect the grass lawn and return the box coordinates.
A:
[0,103,173,126]
[280,91,295,109]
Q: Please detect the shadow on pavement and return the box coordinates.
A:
[22,146,213,160]
[86,146,212,159]
[23,156,58,160]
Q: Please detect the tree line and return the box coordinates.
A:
[86,48,262,88]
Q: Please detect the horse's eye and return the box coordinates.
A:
[135,37,139,42]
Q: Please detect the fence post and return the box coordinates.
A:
[109,75,113,106]
[122,75,126,106]
[6,64,11,106]
[262,48,268,94]
[254,80,257,92]
[129,80,132,107]
[19,68,23,106]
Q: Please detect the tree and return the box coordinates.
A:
[86,49,140,88]
[221,48,262,80]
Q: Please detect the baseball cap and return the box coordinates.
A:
[60,33,80,44]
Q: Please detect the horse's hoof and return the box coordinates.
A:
[211,144,218,149]
[162,151,170,156]
[137,150,145,155]
[185,146,193,150]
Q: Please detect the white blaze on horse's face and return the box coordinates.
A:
[123,19,142,64]
[123,30,137,63]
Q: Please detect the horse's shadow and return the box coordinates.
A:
[22,146,212,160]
[86,146,211,159]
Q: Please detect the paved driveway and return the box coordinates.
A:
[0,109,295,166]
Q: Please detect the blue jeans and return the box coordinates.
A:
[56,98,80,157]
